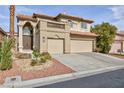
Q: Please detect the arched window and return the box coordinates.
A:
[23,26,32,35]
[23,22,33,36]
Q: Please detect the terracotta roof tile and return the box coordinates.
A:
[32,13,94,23]
[33,13,55,20]
[7,32,18,35]
[70,31,98,37]
[16,14,37,22]
[0,27,7,35]
[116,31,124,36]
[56,13,94,23]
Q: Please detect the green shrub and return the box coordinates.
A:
[40,52,52,61]
[32,49,40,61]
[0,37,15,70]
[91,22,117,54]
[40,56,47,63]
[31,51,52,66]
[30,60,37,66]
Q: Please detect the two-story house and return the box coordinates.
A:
[16,13,97,54]
[110,32,124,54]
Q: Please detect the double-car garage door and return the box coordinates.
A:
[48,39,93,54]
[70,39,93,53]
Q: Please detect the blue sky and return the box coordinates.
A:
[0,5,124,32]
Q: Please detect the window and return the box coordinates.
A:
[81,22,87,29]
[47,22,65,29]
[23,26,32,35]
[68,20,77,28]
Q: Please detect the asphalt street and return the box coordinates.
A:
[37,69,124,88]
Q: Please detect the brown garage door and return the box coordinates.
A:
[71,39,93,53]
[48,39,64,54]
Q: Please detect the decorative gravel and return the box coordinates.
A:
[16,59,53,72]
[0,58,74,85]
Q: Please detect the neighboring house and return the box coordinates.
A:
[0,27,7,46]
[16,13,97,54]
[110,32,124,54]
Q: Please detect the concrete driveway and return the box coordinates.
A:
[52,52,124,71]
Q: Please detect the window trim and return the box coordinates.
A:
[68,20,77,28]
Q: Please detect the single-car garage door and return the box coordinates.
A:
[71,39,93,53]
[48,39,64,54]
[110,41,122,53]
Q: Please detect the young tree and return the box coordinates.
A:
[91,22,117,54]
[0,37,15,70]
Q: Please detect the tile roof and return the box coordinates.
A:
[56,13,94,23]
[6,32,18,35]
[33,13,94,23]
[17,13,94,23]
[33,13,55,20]
[116,31,124,36]
[16,14,37,22]
[0,27,7,35]
[70,31,98,37]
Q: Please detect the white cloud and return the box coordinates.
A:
[16,6,42,14]
[110,6,124,20]
[112,20,124,31]
[0,14,9,19]
[109,6,124,30]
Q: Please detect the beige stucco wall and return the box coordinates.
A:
[35,25,40,51]
[39,20,70,53]
[115,34,124,40]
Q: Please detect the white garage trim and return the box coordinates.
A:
[70,39,93,53]
[48,39,64,54]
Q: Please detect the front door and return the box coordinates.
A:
[23,35,33,50]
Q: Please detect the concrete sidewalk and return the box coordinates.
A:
[1,64,124,88]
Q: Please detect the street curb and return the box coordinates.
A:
[96,53,124,61]
[1,65,124,88]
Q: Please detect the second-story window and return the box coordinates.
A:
[81,22,87,29]
[68,20,77,29]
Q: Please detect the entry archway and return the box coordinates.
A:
[23,22,33,50]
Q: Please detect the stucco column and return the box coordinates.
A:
[39,20,47,53]
[33,27,36,49]
[64,24,70,54]
[93,39,96,52]
[65,33,70,54]
[18,25,23,52]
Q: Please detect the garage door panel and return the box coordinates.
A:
[71,40,92,53]
[48,39,63,54]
